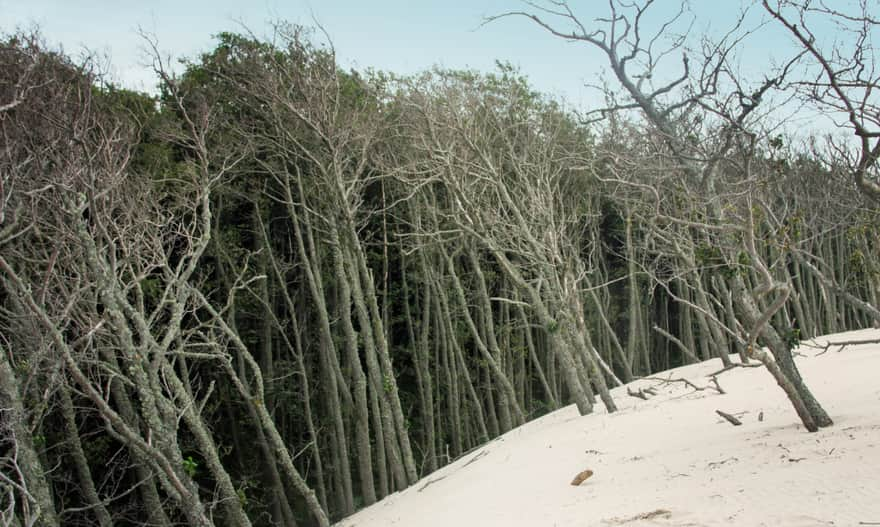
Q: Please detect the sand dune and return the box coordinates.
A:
[336,329,880,527]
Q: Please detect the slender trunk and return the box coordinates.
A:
[433,262,489,443]
[0,350,60,527]
[330,225,377,506]
[445,251,526,422]
[203,298,329,527]
[466,247,524,429]
[489,249,593,415]
[283,179,354,514]
[162,361,255,527]
[257,217,329,511]
[516,303,557,408]
[369,375,390,497]
[625,215,649,374]
[344,223,418,484]
[407,247,437,473]
[101,352,172,527]
[694,274,732,367]
[451,326,490,444]
[58,384,112,527]
[586,278,632,382]
[732,276,832,430]
[440,310,463,456]
[346,247,408,490]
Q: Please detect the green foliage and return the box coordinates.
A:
[14,358,30,374]
[236,487,249,508]
[783,214,803,242]
[783,327,801,352]
[182,455,199,478]
[694,244,724,268]
[96,85,179,184]
[850,249,866,274]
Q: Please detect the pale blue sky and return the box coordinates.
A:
[0,0,851,126]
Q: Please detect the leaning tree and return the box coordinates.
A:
[493,0,863,431]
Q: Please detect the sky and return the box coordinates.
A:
[0,0,861,133]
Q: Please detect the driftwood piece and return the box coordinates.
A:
[570,469,594,486]
[627,387,649,400]
[707,362,762,377]
[462,450,488,468]
[417,475,447,492]
[708,376,726,394]
[606,509,672,524]
[643,375,724,394]
[707,456,738,469]
[818,338,880,355]
[716,410,742,426]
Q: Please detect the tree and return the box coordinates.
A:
[763,0,880,204]
[392,67,618,416]
[496,0,837,431]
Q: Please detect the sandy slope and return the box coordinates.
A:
[336,329,880,527]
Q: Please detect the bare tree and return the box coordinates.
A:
[763,0,880,203]
[395,68,618,416]
[494,0,836,430]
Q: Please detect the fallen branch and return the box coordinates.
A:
[800,339,825,350]
[818,338,880,355]
[707,456,738,469]
[627,387,651,400]
[606,509,671,524]
[453,435,502,462]
[716,410,742,426]
[644,375,724,394]
[707,362,762,377]
[462,450,488,468]
[417,475,447,492]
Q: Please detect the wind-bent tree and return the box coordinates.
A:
[763,0,880,204]
[762,0,880,317]
[392,68,618,416]
[495,0,845,431]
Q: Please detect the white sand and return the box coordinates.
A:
[336,329,880,527]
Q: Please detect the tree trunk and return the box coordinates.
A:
[58,383,112,527]
[330,226,377,506]
[732,276,832,430]
[0,350,60,527]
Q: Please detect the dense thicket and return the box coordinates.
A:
[1,13,878,527]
